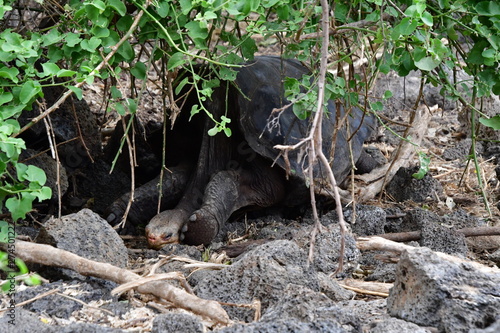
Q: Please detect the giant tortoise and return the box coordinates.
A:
[106,56,376,248]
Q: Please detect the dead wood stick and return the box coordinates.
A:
[357,236,500,276]
[356,104,436,201]
[376,226,500,242]
[339,278,392,296]
[356,236,417,253]
[5,240,231,325]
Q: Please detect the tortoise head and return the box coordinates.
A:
[145,210,187,249]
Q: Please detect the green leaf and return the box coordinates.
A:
[240,35,257,59]
[174,76,190,95]
[108,0,127,15]
[0,66,20,83]
[157,1,170,17]
[117,41,134,61]
[91,26,110,38]
[370,101,384,111]
[293,104,310,120]
[126,98,137,114]
[5,194,35,221]
[65,33,82,47]
[167,52,186,70]
[110,86,122,99]
[189,104,200,120]
[421,11,433,26]
[414,56,440,71]
[0,220,13,243]
[80,37,101,51]
[0,92,13,106]
[57,69,77,78]
[115,102,126,115]
[219,67,238,81]
[185,21,208,40]
[412,152,430,179]
[41,29,62,46]
[131,62,147,80]
[207,126,219,136]
[24,165,47,185]
[383,90,393,99]
[476,1,500,16]
[68,86,83,100]
[223,127,232,137]
[41,62,60,77]
[479,115,500,130]
[179,0,192,15]
[19,81,41,104]
[0,105,24,120]
[34,187,52,201]
[24,274,42,286]
[116,16,133,32]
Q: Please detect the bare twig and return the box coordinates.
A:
[273,0,351,274]
[115,116,136,229]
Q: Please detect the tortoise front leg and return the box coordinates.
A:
[105,163,191,227]
[186,165,286,245]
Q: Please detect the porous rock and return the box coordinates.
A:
[216,318,345,333]
[385,165,443,202]
[0,308,55,333]
[293,222,360,275]
[469,317,500,333]
[151,313,204,333]
[216,284,349,332]
[317,272,355,301]
[367,318,431,333]
[15,280,119,320]
[344,204,386,236]
[387,247,500,332]
[35,208,128,280]
[489,248,500,266]
[420,222,468,257]
[398,208,469,256]
[58,323,126,333]
[194,240,319,321]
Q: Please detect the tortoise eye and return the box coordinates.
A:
[162,233,173,241]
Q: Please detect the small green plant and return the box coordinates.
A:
[0,249,42,292]
[0,221,41,292]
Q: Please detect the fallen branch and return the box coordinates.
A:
[356,104,436,201]
[339,278,391,297]
[356,236,417,253]
[3,240,231,325]
[376,226,500,242]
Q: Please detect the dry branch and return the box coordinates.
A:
[339,278,391,297]
[3,240,231,325]
[356,104,436,201]
[377,226,500,242]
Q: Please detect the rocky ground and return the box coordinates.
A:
[1,65,500,333]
